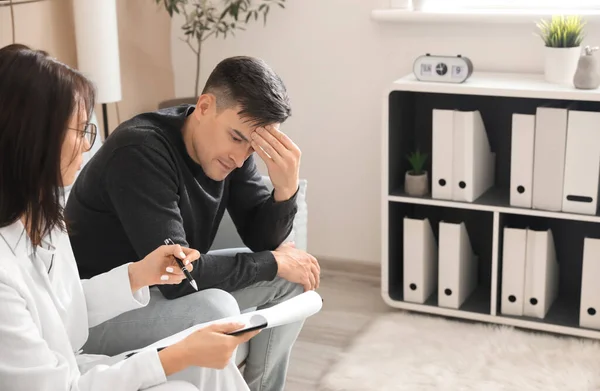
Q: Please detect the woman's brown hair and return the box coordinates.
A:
[0,44,96,245]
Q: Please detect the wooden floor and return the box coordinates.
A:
[283,259,392,390]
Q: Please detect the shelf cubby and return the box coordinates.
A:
[496,213,600,329]
[387,202,493,315]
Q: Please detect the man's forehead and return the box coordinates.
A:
[223,108,280,135]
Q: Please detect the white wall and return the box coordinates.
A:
[171,0,600,263]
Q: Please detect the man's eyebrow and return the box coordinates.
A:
[232,129,250,143]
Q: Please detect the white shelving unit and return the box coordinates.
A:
[381,71,600,339]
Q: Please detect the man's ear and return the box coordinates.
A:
[193,93,216,120]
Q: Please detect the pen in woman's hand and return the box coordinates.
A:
[164,238,199,291]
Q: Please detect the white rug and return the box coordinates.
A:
[318,311,600,391]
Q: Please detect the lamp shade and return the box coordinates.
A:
[72,0,122,104]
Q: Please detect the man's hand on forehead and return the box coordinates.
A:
[251,125,300,202]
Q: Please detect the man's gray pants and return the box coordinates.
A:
[83,276,304,391]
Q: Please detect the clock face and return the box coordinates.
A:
[413,55,472,83]
[435,63,448,76]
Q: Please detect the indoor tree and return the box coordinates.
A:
[155,0,286,97]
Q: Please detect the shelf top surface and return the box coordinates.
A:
[388,187,600,223]
[371,8,600,24]
[389,72,600,101]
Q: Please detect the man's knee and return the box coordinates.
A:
[191,288,240,321]
[275,276,304,300]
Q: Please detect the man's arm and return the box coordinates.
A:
[227,127,322,293]
[227,125,302,251]
[226,154,298,252]
[103,142,277,299]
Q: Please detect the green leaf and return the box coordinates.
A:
[155,0,287,54]
[536,15,586,48]
[406,150,429,175]
[155,0,186,17]
[220,6,230,21]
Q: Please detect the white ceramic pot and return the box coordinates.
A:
[405,171,429,197]
[544,46,582,86]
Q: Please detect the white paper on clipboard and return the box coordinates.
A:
[118,290,323,358]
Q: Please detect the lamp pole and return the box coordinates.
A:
[102,103,109,141]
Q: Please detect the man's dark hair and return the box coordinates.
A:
[202,56,291,128]
[0,44,96,245]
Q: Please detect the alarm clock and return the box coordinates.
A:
[413,54,473,83]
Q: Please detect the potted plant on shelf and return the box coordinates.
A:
[155,0,286,108]
[405,150,429,197]
[536,15,586,86]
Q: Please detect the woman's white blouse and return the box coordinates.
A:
[0,220,168,391]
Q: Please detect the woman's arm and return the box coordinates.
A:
[81,263,151,328]
[0,279,166,391]
[81,244,199,328]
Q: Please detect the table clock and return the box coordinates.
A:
[413,54,473,83]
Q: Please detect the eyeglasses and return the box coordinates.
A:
[69,122,97,151]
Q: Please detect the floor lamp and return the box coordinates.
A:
[72,0,122,141]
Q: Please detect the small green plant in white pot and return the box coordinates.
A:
[537,15,586,85]
[405,150,429,197]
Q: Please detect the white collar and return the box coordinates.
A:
[0,220,56,258]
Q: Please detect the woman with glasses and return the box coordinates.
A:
[0,44,258,391]
[72,121,98,147]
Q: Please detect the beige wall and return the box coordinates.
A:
[111,0,175,133]
[0,0,175,137]
[0,0,77,66]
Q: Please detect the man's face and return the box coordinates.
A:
[189,95,279,181]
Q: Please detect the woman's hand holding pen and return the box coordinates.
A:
[128,243,201,293]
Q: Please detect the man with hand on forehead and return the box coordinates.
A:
[64,56,320,391]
